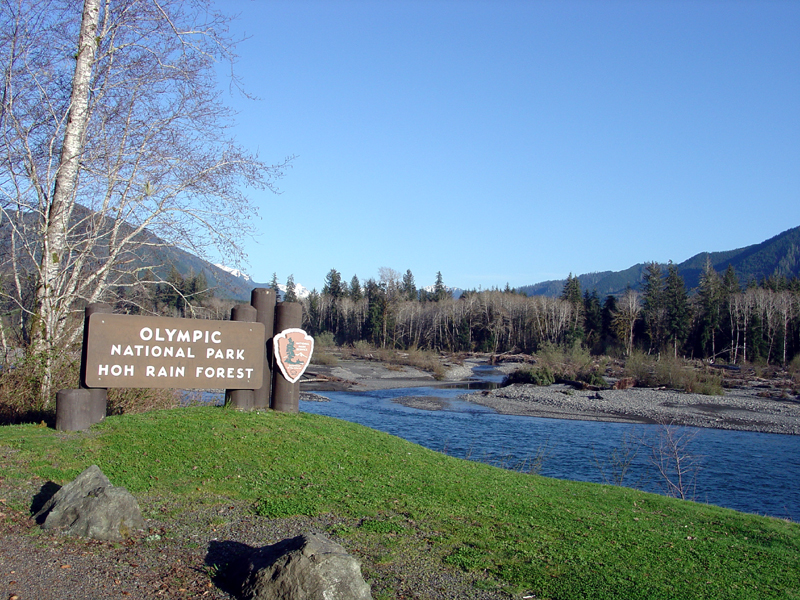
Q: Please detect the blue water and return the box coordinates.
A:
[300,386,800,522]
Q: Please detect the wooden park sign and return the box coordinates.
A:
[56,291,310,432]
[84,313,265,389]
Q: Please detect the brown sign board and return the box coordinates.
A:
[84,314,265,389]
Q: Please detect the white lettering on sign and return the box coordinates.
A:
[195,366,254,379]
[85,314,264,389]
[205,348,246,360]
[145,365,186,377]
[111,344,195,358]
[97,364,135,376]
[140,327,222,344]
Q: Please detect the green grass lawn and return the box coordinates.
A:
[1,406,798,599]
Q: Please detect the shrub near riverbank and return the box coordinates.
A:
[339,342,450,380]
[504,346,725,395]
[623,352,724,395]
[0,353,178,426]
[1,407,798,599]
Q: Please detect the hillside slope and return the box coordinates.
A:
[1,407,798,599]
[519,225,800,297]
[0,206,265,302]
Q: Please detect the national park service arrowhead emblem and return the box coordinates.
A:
[274,328,314,384]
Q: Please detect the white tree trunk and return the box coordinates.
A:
[33,0,101,404]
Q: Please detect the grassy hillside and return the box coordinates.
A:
[1,408,798,599]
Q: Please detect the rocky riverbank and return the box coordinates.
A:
[304,357,800,435]
[461,382,800,435]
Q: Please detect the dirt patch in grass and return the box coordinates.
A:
[0,480,510,600]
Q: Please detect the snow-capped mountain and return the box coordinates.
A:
[214,264,253,282]
[277,282,312,300]
[214,264,310,300]
[421,284,463,299]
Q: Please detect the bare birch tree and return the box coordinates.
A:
[613,289,641,356]
[775,290,795,366]
[0,0,290,403]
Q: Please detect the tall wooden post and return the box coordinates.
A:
[79,302,112,426]
[271,302,302,413]
[225,304,258,410]
[250,288,276,409]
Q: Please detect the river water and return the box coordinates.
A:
[298,386,800,522]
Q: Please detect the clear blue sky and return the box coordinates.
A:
[213,0,799,292]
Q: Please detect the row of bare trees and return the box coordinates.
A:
[303,289,579,354]
[605,272,800,365]
[724,286,797,365]
[301,263,800,365]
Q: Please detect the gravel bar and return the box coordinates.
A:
[461,383,800,435]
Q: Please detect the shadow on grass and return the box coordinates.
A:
[0,406,55,427]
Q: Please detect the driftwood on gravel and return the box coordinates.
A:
[491,352,535,365]
[556,378,605,392]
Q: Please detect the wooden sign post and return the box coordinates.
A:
[250,288,277,409]
[271,302,303,412]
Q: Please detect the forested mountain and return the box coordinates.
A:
[146,245,266,301]
[0,205,264,303]
[518,226,800,297]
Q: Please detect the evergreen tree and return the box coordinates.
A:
[159,267,186,316]
[560,274,584,345]
[642,262,666,353]
[601,295,619,351]
[402,269,417,301]
[322,268,344,299]
[283,337,301,364]
[284,274,298,302]
[270,272,281,297]
[114,285,131,314]
[188,271,209,303]
[364,278,387,346]
[722,265,740,295]
[583,290,602,351]
[349,275,362,301]
[664,262,690,357]
[561,274,582,306]
[433,271,450,302]
[305,290,321,335]
[698,257,722,359]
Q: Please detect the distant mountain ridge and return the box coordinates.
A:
[135,243,267,302]
[517,225,800,298]
[0,205,273,303]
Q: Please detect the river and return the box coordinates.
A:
[298,385,800,522]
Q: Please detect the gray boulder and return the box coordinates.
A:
[240,532,372,600]
[34,464,146,541]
